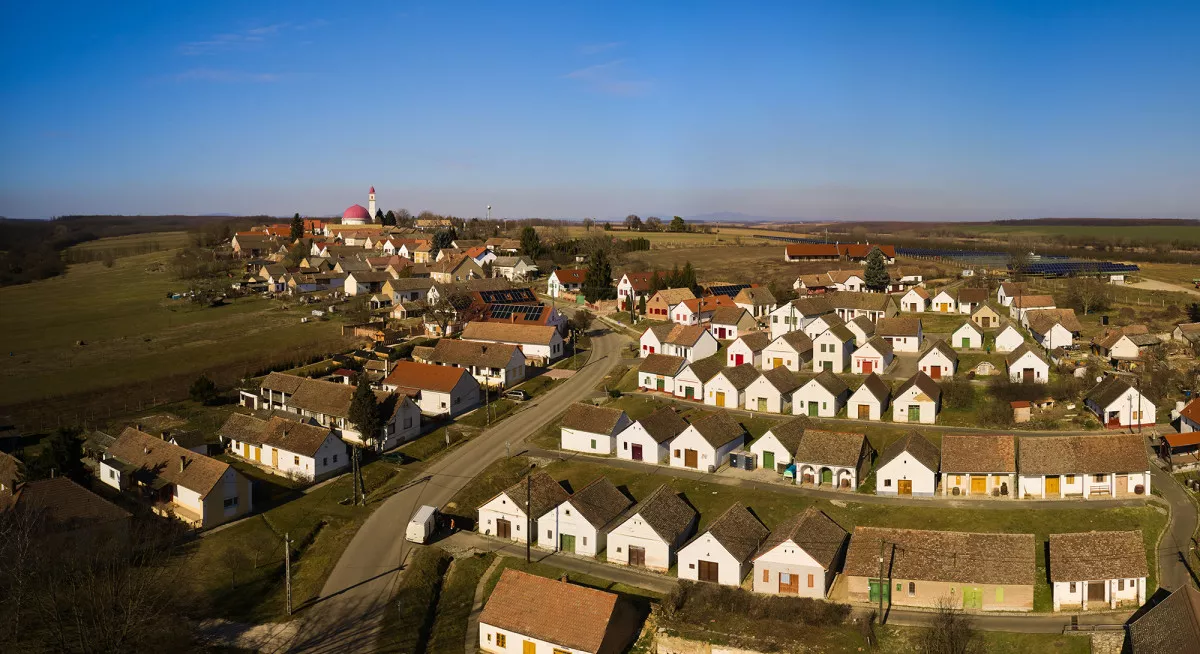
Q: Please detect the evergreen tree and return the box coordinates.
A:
[383,210,396,226]
[681,261,699,293]
[432,228,456,254]
[667,263,682,288]
[864,248,890,290]
[637,294,647,315]
[348,374,382,448]
[520,226,543,258]
[189,374,219,405]
[648,271,666,293]
[1189,302,1200,323]
[375,209,384,223]
[583,248,616,301]
[669,215,687,232]
[289,213,304,241]
[26,428,85,481]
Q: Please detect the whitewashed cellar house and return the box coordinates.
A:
[940,434,1016,498]
[812,325,856,373]
[851,336,893,376]
[848,373,891,421]
[750,417,807,473]
[845,315,877,346]
[672,356,724,403]
[1006,344,1050,384]
[950,321,984,350]
[477,471,569,544]
[559,403,633,456]
[727,331,771,368]
[537,476,633,558]
[606,484,697,571]
[793,429,872,489]
[752,509,848,599]
[1050,531,1147,612]
[917,340,958,380]
[875,431,939,497]
[744,367,801,414]
[704,363,761,409]
[994,324,1026,353]
[876,316,923,353]
[669,411,746,472]
[892,372,941,424]
[761,331,814,372]
[638,353,686,394]
[677,502,769,586]
[616,406,690,464]
[219,413,348,483]
[1016,433,1151,499]
[1084,376,1157,429]
[792,370,851,418]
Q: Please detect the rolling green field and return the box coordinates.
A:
[957,223,1200,245]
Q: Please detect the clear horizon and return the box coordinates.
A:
[2,1,1198,220]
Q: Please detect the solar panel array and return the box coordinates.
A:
[486,303,546,321]
[706,283,753,297]
[1015,261,1139,276]
[478,288,537,304]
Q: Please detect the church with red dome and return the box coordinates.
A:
[342,186,376,225]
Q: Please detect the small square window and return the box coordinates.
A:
[884,479,892,487]
[689,563,695,569]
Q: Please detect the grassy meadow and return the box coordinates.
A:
[956,223,1200,246]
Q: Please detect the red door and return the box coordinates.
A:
[631,444,643,461]
[930,365,941,380]
[862,360,873,374]
[734,354,745,366]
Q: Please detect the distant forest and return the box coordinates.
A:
[0,215,264,286]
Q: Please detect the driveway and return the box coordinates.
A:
[284,324,628,653]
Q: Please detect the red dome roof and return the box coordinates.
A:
[343,204,370,220]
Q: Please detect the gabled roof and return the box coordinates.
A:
[784,296,833,316]
[428,339,521,369]
[761,417,808,453]
[107,428,232,497]
[619,271,656,291]
[794,430,868,468]
[1049,530,1148,582]
[755,508,847,570]
[686,411,744,449]
[1085,376,1142,409]
[679,355,725,383]
[849,315,876,337]
[876,316,921,337]
[551,268,587,283]
[953,320,984,337]
[561,403,627,435]
[804,369,850,397]
[710,306,753,326]
[461,321,558,346]
[493,471,570,518]
[759,366,802,395]
[558,477,632,529]
[643,323,676,342]
[853,373,891,403]
[845,527,1035,586]
[2,477,130,530]
[1026,308,1083,334]
[999,282,1027,297]
[941,434,1016,474]
[822,324,856,343]
[1012,294,1056,309]
[225,414,333,458]
[905,286,931,299]
[678,295,737,314]
[638,353,687,376]
[262,371,306,395]
[860,335,893,357]
[826,291,898,312]
[895,371,942,402]
[664,324,711,347]
[1005,342,1048,367]
[479,569,617,653]
[825,269,864,284]
[690,502,768,563]
[956,288,988,303]
[714,363,761,391]
[879,431,940,472]
[774,330,814,353]
[384,361,473,394]
[1179,397,1200,426]
[734,286,776,306]
[1017,433,1148,475]
[920,339,959,364]
[1128,585,1200,654]
[635,407,691,443]
[733,331,771,353]
[650,287,697,305]
[621,484,696,543]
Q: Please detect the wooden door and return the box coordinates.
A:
[971,476,987,494]
[497,518,511,539]
[779,573,799,594]
[808,401,819,417]
[629,546,646,567]
[763,451,775,471]
[243,443,250,458]
[735,354,744,366]
[1087,581,1106,602]
[631,444,643,461]
[773,357,783,369]
[1116,475,1127,494]
[684,386,694,399]
[684,449,698,468]
[868,579,890,603]
[698,560,719,582]
[559,533,575,553]
[522,640,536,654]
[862,360,873,375]
[253,446,261,462]
[757,398,767,412]
[821,468,833,484]
[715,391,725,407]
[1045,476,1060,496]
[272,448,278,468]
[858,404,870,419]
[930,365,941,380]
[657,378,664,391]
[898,480,912,496]
[961,337,970,348]
[963,587,982,609]
[908,405,921,421]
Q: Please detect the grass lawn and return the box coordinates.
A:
[377,547,452,653]
[458,455,1167,613]
[426,552,497,654]
[878,625,1090,654]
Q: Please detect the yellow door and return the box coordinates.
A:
[243,443,249,458]
[523,641,536,654]
[254,446,261,462]
[773,357,783,368]
[1045,476,1060,496]
[272,448,278,468]
[971,476,987,494]
[716,391,726,407]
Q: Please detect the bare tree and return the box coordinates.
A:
[920,597,981,654]
[426,292,468,336]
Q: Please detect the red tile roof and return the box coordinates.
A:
[480,569,618,652]
[552,268,587,283]
[383,361,473,393]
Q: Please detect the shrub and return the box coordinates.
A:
[940,377,976,410]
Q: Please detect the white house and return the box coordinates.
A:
[490,256,538,281]
[851,336,893,376]
[462,322,565,365]
[1006,344,1050,383]
[956,288,989,314]
[892,372,941,424]
[638,353,686,394]
[917,340,958,380]
[791,370,850,418]
[792,429,872,489]
[704,364,761,409]
[803,313,845,341]
[536,477,632,557]
[1010,295,1057,322]
[875,316,923,352]
[615,407,689,464]
[1025,309,1082,350]
[875,431,939,497]
[383,361,481,419]
[768,298,834,339]
[1085,377,1157,429]
[826,269,867,292]
[744,367,801,414]
[479,569,631,654]
[477,471,569,544]
[662,324,720,362]
[845,315,877,346]
[1017,433,1151,499]
[672,357,724,402]
[940,434,1016,498]
[1050,531,1147,612]
[559,403,632,456]
[677,503,769,586]
[708,306,757,341]
[812,325,856,373]
[997,282,1027,307]
[606,485,697,571]
[218,414,348,483]
[931,290,956,313]
[616,272,655,310]
[668,411,745,472]
[727,331,771,368]
[761,331,813,372]
[733,286,777,318]
[848,373,891,421]
[950,321,984,350]
[751,509,847,598]
[750,418,806,473]
[547,268,586,297]
[260,373,422,450]
[639,324,675,357]
[995,324,1026,353]
[900,287,929,313]
[424,339,526,389]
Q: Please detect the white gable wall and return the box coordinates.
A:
[615,422,669,463]
[753,541,833,598]
[792,381,844,418]
[537,500,605,557]
[762,339,809,372]
[607,511,683,571]
[744,375,786,414]
[750,432,793,470]
[995,327,1025,353]
[670,427,742,471]
[876,453,937,497]
[893,387,938,424]
[848,386,887,420]
[678,533,745,586]
[1007,351,1049,383]
[478,494,531,544]
[727,338,762,367]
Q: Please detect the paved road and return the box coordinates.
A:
[1151,464,1199,591]
[285,325,627,653]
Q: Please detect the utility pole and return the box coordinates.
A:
[877,539,886,623]
[284,532,294,615]
[526,467,533,563]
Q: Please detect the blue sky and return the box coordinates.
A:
[1,1,1198,220]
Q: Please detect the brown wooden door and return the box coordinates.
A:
[858,404,870,419]
[631,444,643,461]
[862,360,873,374]
[898,480,913,495]
[698,560,719,582]
[271,448,278,468]
[930,365,942,380]
[684,449,698,468]
[779,573,799,594]
[1023,368,1034,383]
[1087,581,1106,602]
[629,546,646,567]
[522,640,536,654]
[496,518,511,539]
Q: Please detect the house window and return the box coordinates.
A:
[495,634,506,648]
[109,469,116,479]
[616,547,622,553]
[582,536,587,546]
[674,449,681,457]
[565,509,571,516]
[1094,474,1107,482]
[294,456,300,465]
[908,582,916,596]
[1065,474,1075,484]
[404,417,413,429]
[333,454,338,463]
[591,439,597,449]
[547,530,552,539]
[689,563,695,569]
[323,457,328,466]
[1118,579,1125,591]
[763,569,770,582]
[623,442,628,450]
[884,479,892,487]
[1069,582,1077,593]
[223,497,239,509]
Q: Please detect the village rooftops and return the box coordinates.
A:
[560,477,633,528]
[710,306,751,325]
[895,372,941,402]
[809,369,850,396]
[923,339,959,364]
[489,471,570,519]
[856,373,891,403]
[639,353,687,376]
[718,363,762,390]
[652,287,697,305]
[681,355,726,382]
[618,484,696,542]
[552,268,587,284]
[679,295,737,314]
[760,366,802,395]
[755,508,846,569]
[283,375,404,418]
[261,371,306,395]
[1017,433,1148,475]
[850,315,876,336]
[940,434,1016,474]
[0,476,130,530]
[218,413,332,458]
[461,321,557,346]
[1128,585,1200,653]
[862,335,893,357]
[794,429,868,468]
[785,296,834,316]
[619,271,656,291]
[636,407,691,443]
[689,501,769,562]
[480,569,618,654]
[1026,308,1083,333]
[908,286,931,299]
[1000,282,1027,297]
[826,324,856,343]
[1048,530,1148,582]
[876,316,921,337]
[763,417,808,453]
[734,286,776,306]
[736,331,772,352]
[845,526,1036,586]
[664,324,710,347]
[957,288,989,303]
[688,411,745,449]
[879,431,940,472]
[1085,376,1147,409]
[777,330,814,352]
[1012,294,1056,309]
[561,403,627,435]
[1005,343,1049,367]
[824,291,897,311]
[107,428,231,497]
[427,339,522,369]
[383,361,473,394]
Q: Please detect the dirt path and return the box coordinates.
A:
[1127,279,1200,297]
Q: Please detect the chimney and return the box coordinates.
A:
[180,456,187,472]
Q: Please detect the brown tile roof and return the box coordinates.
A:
[715,363,761,391]
[2,477,130,529]
[636,407,691,443]
[710,306,752,326]
[384,361,474,395]
[795,273,829,288]
[1005,342,1049,367]
[621,484,696,543]
[760,366,802,395]
[462,321,557,346]
[643,323,676,342]
[921,339,959,364]
[679,295,737,314]
[734,286,776,306]
[1180,397,1200,426]
[807,369,850,397]
[906,286,930,299]
[776,330,814,353]
[879,431,940,472]
[956,288,989,303]
[285,376,402,418]
[941,434,1016,474]
[849,315,877,336]
[552,268,587,284]
[734,331,771,352]
[786,296,834,316]
[107,428,232,497]
[826,291,898,312]
[638,353,687,376]
[845,527,1036,586]
[680,355,725,383]
[620,271,656,291]
[1012,294,1056,309]
[825,269,864,284]
[877,316,921,337]
[479,569,618,652]
[755,508,847,570]
[693,502,769,562]
[688,411,745,449]
[218,413,334,458]
[1085,376,1144,410]
[1049,530,1148,581]
[262,371,305,395]
[761,417,808,453]
[1000,282,1027,297]
[826,324,856,343]
[1026,308,1082,334]
[651,288,696,305]
[494,471,570,519]
[1017,433,1148,475]
[664,324,710,347]
[1128,585,1200,654]
[895,371,941,402]
[954,320,984,337]
[428,339,521,369]
[561,403,628,435]
[562,477,633,528]
[794,429,868,468]
[861,335,893,357]
[855,373,891,403]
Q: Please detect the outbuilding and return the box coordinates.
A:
[1005,344,1050,383]
[615,407,690,464]
[950,321,984,350]
[744,367,801,414]
[848,373,891,421]
[875,431,939,496]
[900,287,929,313]
[876,316,923,352]
[761,331,814,372]
[536,476,633,557]
[672,356,724,402]
[793,429,872,489]
[1049,531,1147,612]
[638,353,686,394]
[812,325,856,373]
[477,471,569,544]
[940,434,1016,498]
[851,336,893,376]
[892,372,942,424]
[752,509,847,599]
[704,363,761,409]
[750,418,807,473]
[994,324,1025,353]
[917,340,958,379]
[479,569,634,654]
[677,502,769,586]
[1084,376,1157,429]
[791,370,850,418]
[606,484,697,571]
[559,403,633,455]
[668,411,745,472]
[727,331,771,368]
[1016,433,1151,499]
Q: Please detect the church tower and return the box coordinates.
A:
[368,186,376,221]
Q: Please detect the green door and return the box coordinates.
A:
[908,405,920,421]
[824,360,833,372]
[808,401,819,416]
[963,586,982,609]
[685,386,694,399]
[757,398,767,412]
[763,451,775,471]
[657,378,664,391]
[962,337,970,348]
[868,579,891,603]
[559,533,575,553]
[821,468,833,484]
